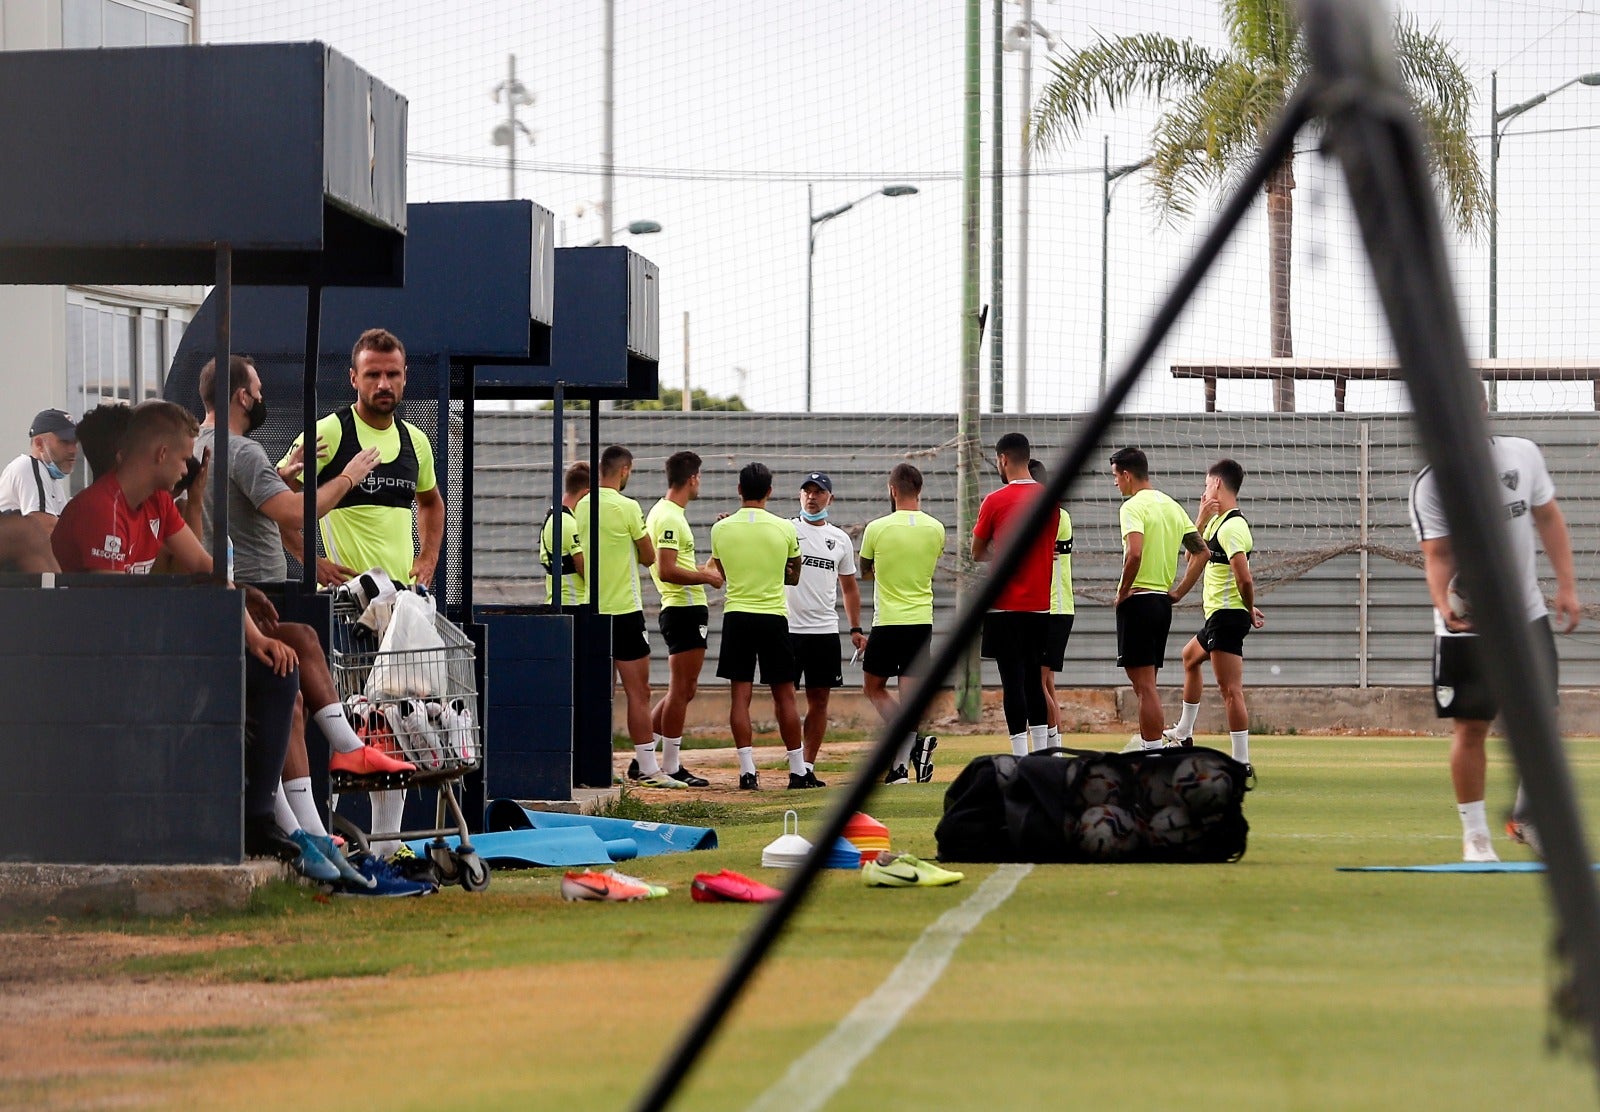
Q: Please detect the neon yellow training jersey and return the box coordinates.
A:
[710,507,799,616]
[860,509,946,626]
[572,487,648,615]
[1051,508,1075,616]
[647,497,706,608]
[540,506,585,605]
[1202,509,1254,616]
[1118,487,1196,593]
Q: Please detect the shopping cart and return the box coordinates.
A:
[327,593,489,892]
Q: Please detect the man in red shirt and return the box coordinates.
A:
[972,431,1060,756]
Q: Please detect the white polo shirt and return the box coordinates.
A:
[786,518,857,634]
[0,453,69,518]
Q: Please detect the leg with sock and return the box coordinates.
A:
[1450,720,1497,862]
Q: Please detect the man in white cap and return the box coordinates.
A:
[0,409,79,535]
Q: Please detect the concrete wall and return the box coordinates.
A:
[474,410,1600,690]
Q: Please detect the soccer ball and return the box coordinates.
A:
[1138,762,1180,811]
[1446,573,1470,621]
[1078,804,1139,860]
[1173,753,1236,818]
[1146,804,1196,847]
[1077,761,1128,808]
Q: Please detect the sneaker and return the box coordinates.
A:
[329,744,416,788]
[603,868,669,898]
[862,852,965,888]
[626,758,643,782]
[739,772,760,791]
[387,845,442,889]
[804,770,828,788]
[1506,817,1544,858]
[883,765,910,786]
[306,833,374,890]
[1463,830,1501,863]
[1161,726,1193,747]
[910,735,938,783]
[562,869,653,901]
[287,829,341,883]
[668,766,710,788]
[690,869,783,903]
[345,853,435,897]
[637,770,687,789]
[243,816,300,863]
[787,772,820,790]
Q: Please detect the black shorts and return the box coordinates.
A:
[1042,614,1074,671]
[863,623,932,679]
[611,609,651,663]
[1115,592,1173,670]
[659,605,709,655]
[1196,609,1251,658]
[790,632,844,689]
[980,610,1049,663]
[1434,616,1558,721]
[717,611,797,685]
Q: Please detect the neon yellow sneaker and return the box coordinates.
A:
[861,853,964,888]
[603,868,669,898]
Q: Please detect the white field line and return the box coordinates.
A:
[748,864,1033,1112]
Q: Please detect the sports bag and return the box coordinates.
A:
[934,746,1251,864]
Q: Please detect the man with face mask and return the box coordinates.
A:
[196,355,379,585]
[0,409,79,535]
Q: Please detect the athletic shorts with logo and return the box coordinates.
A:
[659,604,710,654]
[1196,609,1251,658]
[1042,614,1074,671]
[980,610,1049,663]
[1116,592,1173,669]
[1434,616,1557,720]
[863,623,932,679]
[611,610,650,663]
[717,611,797,684]
[789,632,844,689]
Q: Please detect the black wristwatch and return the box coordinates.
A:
[850,626,864,634]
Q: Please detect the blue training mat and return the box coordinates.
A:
[483,798,719,857]
[1336,862,1600,873]
[403,826,636,868]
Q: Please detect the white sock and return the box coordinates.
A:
[634,743,661,776]
[313,703,365,754]
[272,781,301,835]
[893,732,916,769]
[370,790,406,856]
[1027,724,1049,752]
[283,777,328,837]
[1142,736,1164,750]
[1230,730,1250,765]
[1458,799,1489,837]
[787,748,807,776]
[1176,701,1200,737]
[804,762,815,775]
[1010,732,1028,757]
[1047,726,1060,745]
[662,736,683,774]
[653,732,664,748]
[737,746,757,776]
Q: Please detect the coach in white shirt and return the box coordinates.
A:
[787,471,867,786]
[0,409,78,535]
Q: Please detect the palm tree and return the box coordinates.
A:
[1032,0,1484,410]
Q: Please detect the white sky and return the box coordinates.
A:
[201,0,1600,415]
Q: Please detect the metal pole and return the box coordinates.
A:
[988,0,1004,414]
[1487,71,1499,411]
[1016,0,1032,414]
[955,0,983,723]
[601,0,615,246]
[551,382,564,608]
[300,284,321,591]
[507,54,518,201]
[1099,135,1111,398]
[805,183,814,412]
[681,311,691,411]
[1358,420,1369,689]
[211,246,231,579]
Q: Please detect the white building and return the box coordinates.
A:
[0,0,202,452]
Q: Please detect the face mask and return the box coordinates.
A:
[800,507,829,522]
[40,446,64,482]
[244,394,267,435]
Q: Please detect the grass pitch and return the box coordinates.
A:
[5,734,1600,1110]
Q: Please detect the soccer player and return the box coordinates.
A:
[1109,446,1205,752]
[573,445,665,785]
[973,433,1060,757]
[860,462,946,783]
[1029,459,1073,749]
[785,470,865,788]
[708,462,807,790]
[645,450,723,787]
[1410,429,1580,862]
[541,461,589,606]
[1164,459,1266,767]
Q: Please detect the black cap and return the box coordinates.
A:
[800,471,832,493]
[30,409,76,441]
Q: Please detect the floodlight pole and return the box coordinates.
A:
[1099,145,1150,398]
[1015,0,1032,414]
[506,55,518,200]
[601,0,615,246]
[988,0,1003,414]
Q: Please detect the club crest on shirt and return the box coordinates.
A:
[825,538,835,549]
[1501,469,1520,491]
[148,519,160,539]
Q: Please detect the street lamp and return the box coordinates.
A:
[1003,9,1061,414]
[1489,70,1600,371]
[804,183,919,411]
[1099,138,1150,397]
[490,54,535,201]
[583,219,662,247]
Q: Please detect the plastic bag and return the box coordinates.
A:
[366,590,448,698]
